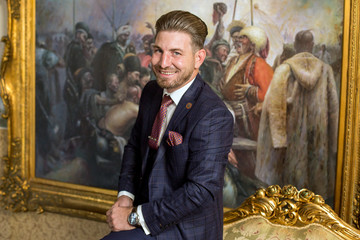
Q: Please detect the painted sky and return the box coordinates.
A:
[37,0,343,43]
[36,0,344,65]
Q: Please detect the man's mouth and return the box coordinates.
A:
[156,68,177,76]
[160,71,176,75]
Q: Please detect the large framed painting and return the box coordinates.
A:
[0,0,359,225]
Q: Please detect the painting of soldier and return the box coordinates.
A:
[35,0,343,208]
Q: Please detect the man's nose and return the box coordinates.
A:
[159,52,171,68]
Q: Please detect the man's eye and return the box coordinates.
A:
[174,52,181,56]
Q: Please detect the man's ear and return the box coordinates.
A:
[195,48,206,69]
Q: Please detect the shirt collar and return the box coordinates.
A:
[163,78,195,105]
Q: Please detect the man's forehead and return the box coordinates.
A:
[232,31,242,37]
[153,31,192,49]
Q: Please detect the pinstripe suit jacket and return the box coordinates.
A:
[118,75,234,239]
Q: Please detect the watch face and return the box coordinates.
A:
[128,212,138,226]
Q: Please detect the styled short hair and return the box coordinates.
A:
[154,10,208,51]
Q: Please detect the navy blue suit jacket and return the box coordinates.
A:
[118,75,234,239]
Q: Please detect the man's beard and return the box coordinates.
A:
[236,43,251,55]
[154,67,193,91]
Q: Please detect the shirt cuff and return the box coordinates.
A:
[117,191,135,200]
[137,205,151,235]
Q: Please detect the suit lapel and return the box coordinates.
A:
[142,84,163,175]
[167,76,204,132]
[146,85,163,138]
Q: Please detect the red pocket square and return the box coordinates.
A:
[167,131,183,146]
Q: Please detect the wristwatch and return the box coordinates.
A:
[128,206,140,227]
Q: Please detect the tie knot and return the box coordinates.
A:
[162,95,173,107]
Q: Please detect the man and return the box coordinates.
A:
[219,26,273,193]
[204,2,227,56]
[272,44,296,70]
[102,10,234,240]
[63,21,90,139]
[84,33,97,66]
[139,66,151,89]
[220,26,273,142]
[223,20,245,64]
[64,21,89,76]
[200,38,230,89]
[35,38,62,174]
[255,30,339,201]
[137,34,154,68]
[116,54,142,104]
[92,24,133,91]
[315,44,331,64]
[81,73,121,125]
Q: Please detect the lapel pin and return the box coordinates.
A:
[186,103,192,109]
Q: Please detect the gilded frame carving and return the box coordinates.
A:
[0,0,359,224]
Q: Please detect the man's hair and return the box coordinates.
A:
[211,39,230,56]
[294,30,314,53]
[140,67,150,78]
[154,10,208,51]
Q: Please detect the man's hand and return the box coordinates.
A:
[228,149,238,168]
[106,196,135,231]
[116,195,133,207]
[234,83,252,100]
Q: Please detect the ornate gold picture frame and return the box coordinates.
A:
[0,0,359,225]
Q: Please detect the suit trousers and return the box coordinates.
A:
[101,229,155,240]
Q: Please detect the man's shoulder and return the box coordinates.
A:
[141,80,160,97]
[98,41,117,52]
[144,79,159,89]
[253,55,273,71]
[195,77,227,110]
[66,40,82,51]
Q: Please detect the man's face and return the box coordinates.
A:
[140,75,150,88]
[86,38,94,50]
[127,71,140,85]
[81,72,94,91]
[117,32,130,45]
[77,31,87,45]
[214,45,229,63]
[151,31,205,93]
[143,40,152,54]
[107,75,120,93]
[231,31,242,47]
[236,35,253,55]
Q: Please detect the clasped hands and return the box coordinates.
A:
[106,195,135,232]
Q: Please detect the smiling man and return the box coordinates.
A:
[102,10,234,240]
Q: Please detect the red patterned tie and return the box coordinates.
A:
[148,95,173,149]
